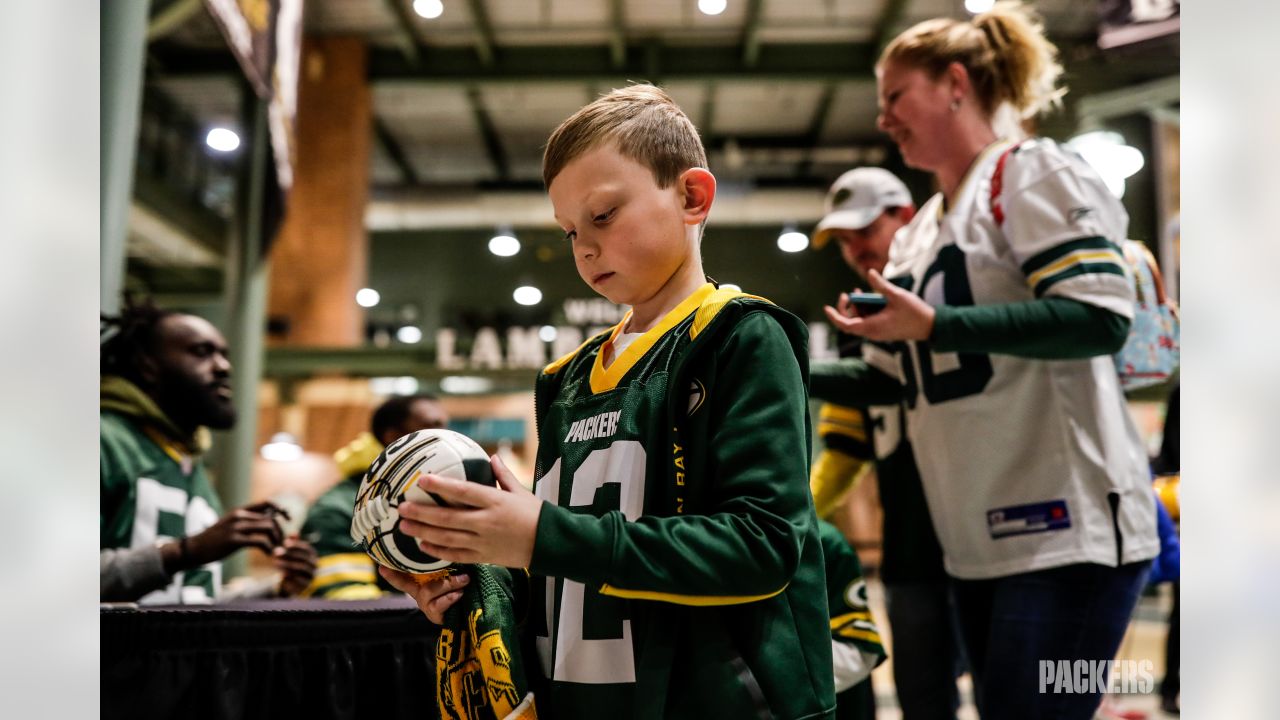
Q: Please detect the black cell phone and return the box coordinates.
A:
[846,292,887,315]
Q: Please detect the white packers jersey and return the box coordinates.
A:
[867,138,1159,579]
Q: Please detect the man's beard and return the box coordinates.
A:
[155,378,237,432]
[200,399,237,430]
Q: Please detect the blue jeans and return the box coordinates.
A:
[952,560,1152,720]
[884,581,964,720]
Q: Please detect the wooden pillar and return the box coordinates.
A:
[268,36,371,347]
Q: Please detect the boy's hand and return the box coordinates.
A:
[397,454,542,569]
[823,269,936,342]
[379,567,470,625]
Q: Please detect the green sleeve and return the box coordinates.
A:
[301,501,361,558]
[809,358,905,406]
[931,296,1130,359]
[100,415,140,548]
[531,312,812,601]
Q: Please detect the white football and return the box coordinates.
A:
[350,428,495,574]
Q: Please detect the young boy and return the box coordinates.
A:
[381,84,835,718]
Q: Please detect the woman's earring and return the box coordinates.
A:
[950,99,961,112]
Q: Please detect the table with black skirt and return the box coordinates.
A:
[101,596,441,720]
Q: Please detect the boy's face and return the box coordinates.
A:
[549,144,694,311]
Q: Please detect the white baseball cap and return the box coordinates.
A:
[812,167,913,249]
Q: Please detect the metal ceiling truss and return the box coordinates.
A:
[380,0,424,68]
[609,0,627,68]
[465,0,498,67]
[152,41,881,84]
[466,85,511,180]
[796,81,839,177]
[740,0,765,68]
[873,0,911,56]
[373,115,421,185]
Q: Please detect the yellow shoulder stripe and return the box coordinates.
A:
[690,287,772,341]
[542,327,614,375]
[830,610,874,629]
[319,584,384,600]
[598,582,787,606]
[317,552,375,569]
[831,610,882,644]
[1025,249,1126,290]
[817,404,868,441]
[309,569,378,589]
[836,626,883,645]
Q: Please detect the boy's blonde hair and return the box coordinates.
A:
[879,1,1065,119]
[542,84,708,189]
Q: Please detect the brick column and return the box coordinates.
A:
[268,36,371,346]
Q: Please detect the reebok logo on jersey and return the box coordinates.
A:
[564,410,621,443]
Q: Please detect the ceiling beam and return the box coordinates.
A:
[380,0,423,68]
[153,41,880,84]
[373,115,420,185]
[365,185,831,231]
[264,345,539,386]
[1075,74,1180,123]
[466,0,497,67]
[367,41,882,83]
[873,0,910,57]
[152,35,1119,87]
[700,81,717,137]
[797,82,839,177]
[609,0,627,68]
[466,86,510,180]
[741,0,765,67]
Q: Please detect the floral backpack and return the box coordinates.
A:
[1112,239,1180,390]
[990,144,1180,391]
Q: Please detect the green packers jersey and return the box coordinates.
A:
[527,283,836,719]
[300,473,393,599]
[100,411,224,604]
[819,521,885,720]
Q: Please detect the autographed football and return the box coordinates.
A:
[349,428,495,573]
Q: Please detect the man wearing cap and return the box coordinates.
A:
[810,168,966,720]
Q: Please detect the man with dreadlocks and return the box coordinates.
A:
[100,297,316,603]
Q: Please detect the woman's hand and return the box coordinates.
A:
[824,269,936,342]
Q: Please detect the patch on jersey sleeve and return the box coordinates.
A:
[1020,236,1126,297]
[987,500,1071,539]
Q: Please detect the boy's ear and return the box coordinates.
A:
[678,167,716,226]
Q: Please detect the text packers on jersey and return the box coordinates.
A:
[563,410,622,443]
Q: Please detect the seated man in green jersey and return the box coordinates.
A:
[100,297,316,604]
[299,393,448,599]
[381,84,838,719]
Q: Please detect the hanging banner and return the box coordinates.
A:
[203,0,275,98]
[203,0,302,191]
[269,0,303,191]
